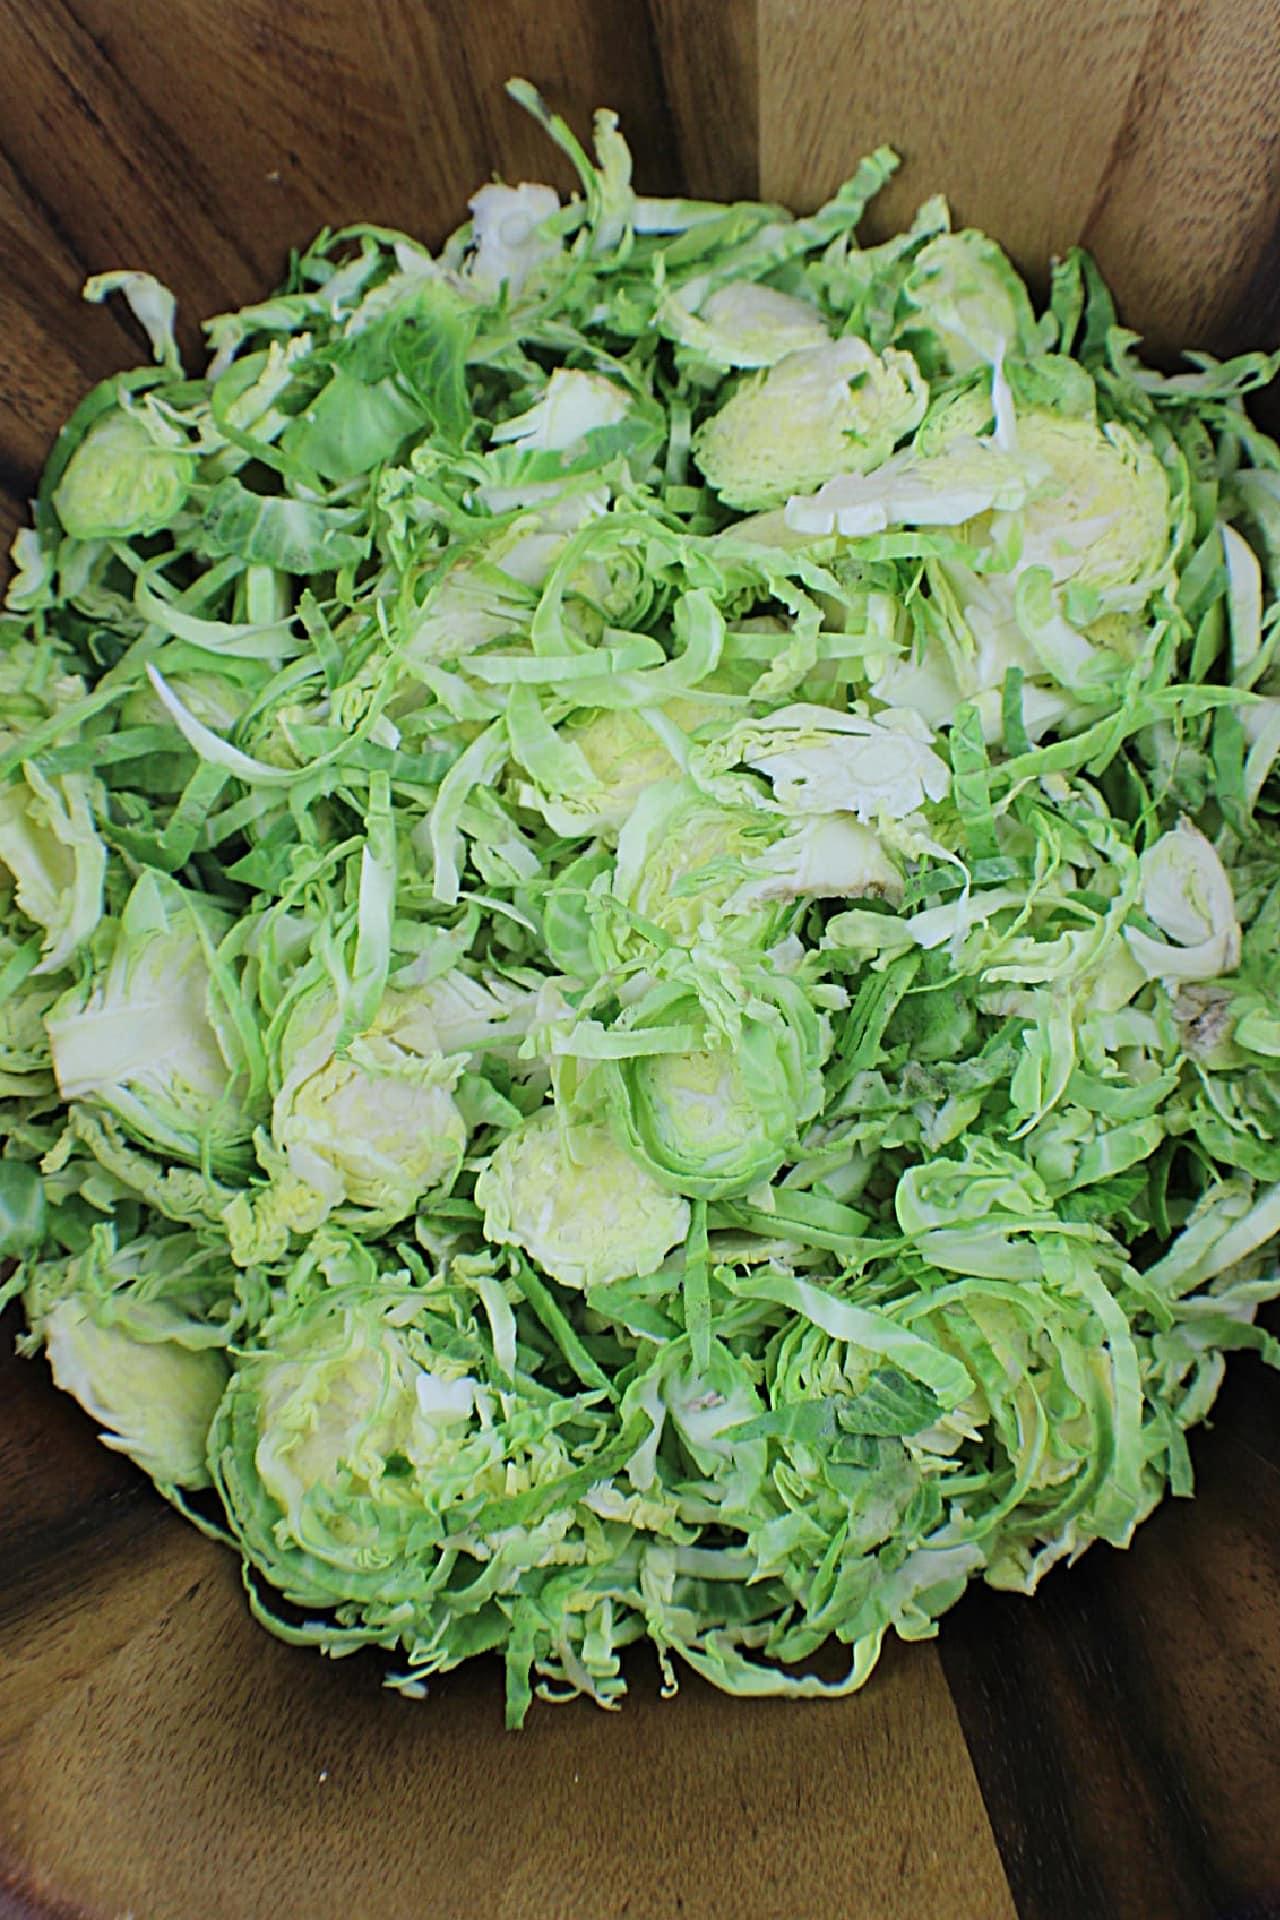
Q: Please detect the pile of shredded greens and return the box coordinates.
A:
[5,83,1280,1726]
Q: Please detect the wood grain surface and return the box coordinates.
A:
[3,1309,1279,1920]
[0,1315,1021,1920]
[759,0,1280,360]
[2,5,1280,1917]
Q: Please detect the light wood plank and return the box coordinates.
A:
[759,0,1280,354]
[0,1537,1015,1920]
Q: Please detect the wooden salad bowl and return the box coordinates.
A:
[2,4,1279,1917]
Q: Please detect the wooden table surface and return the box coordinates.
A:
[2,5,1280,1915]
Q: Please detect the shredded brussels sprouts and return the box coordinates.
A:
[5,79,1280,1727]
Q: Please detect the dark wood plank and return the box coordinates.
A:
[941,1344,1280,1920]
[648,0,759,202]
[0,1310,139,1566]
[0,0,670,528]
[0,136,141,555]
[0,0,761,547]
[0,1309,191,1748]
